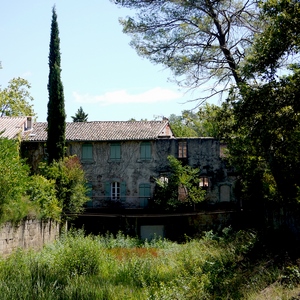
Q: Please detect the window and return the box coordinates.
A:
[140,142,151,160]
[158,176,168,185]
[199,177,209,189]
[220,185,231,202]
[82,144,93,161]
[111,182,120,200]
[139,183,151,207]
[110,143,121,160]
[105,181,126,202]
[178,141,187,158]
[85,182,93,208]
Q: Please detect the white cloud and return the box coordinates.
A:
[72,87,182,106]
[21,71,32,78]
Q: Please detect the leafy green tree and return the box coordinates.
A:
[169,113,198,137]
[221,0,300,203]
[47,6,66,164]
[38,156,89,219]
[0,77,35,117]
[169,104,226,137]
[0,136,63,223]
[113,0,261,101]
[243,0,300,78]
[0,137,32,222]
[71,106,88,122]
[154,156,206,210]
[27,175,61,221]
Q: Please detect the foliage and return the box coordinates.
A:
[0,136,65,223]
[0,77,35,117]
[243,0,300,77]
[224,0,300,204]
[113,0,261,102]
[229,76,300,203]
[38,156,89,219]
[169,103,227,138]
[0,137,32,222]
[71,106,88,122]
[27,175,61,221]
[154,155,206,209]
[168,112,198,137]
[2,229,299,300]
[47,6,66,163]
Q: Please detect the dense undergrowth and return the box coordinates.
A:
[0,137,88,224]
[1,228,300,299]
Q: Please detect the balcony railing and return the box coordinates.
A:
[85,196,152,209]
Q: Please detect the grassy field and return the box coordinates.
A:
[0,228,300,299]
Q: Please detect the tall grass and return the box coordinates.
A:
[0,228,299,299]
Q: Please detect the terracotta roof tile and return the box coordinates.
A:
[23,120,174,142]
[0,116,29,139]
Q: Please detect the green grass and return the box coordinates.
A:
[0,228,299,299]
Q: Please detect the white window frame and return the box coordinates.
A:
[199,177,209,189]
[111,182,120,200]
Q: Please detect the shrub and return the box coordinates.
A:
[27,175,61,221]
[154,155,206,209]
[0,137,33,223]
[38,156,89,219]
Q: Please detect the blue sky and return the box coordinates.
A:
[1,0,209,122]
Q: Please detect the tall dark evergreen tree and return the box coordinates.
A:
[47,6,66,164]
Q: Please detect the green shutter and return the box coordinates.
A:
[139,183,151,207]
[120,182,126,202]
[145,144,151,159]
[82,144,93,160]
[140,142,151,160]
[105,182,111,200]
[110,143,121,160]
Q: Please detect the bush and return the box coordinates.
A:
[38,156,89,219]
[154,155,206,209]
[27,175,61,221]
[0,137,33,223]
[1,229,297,300]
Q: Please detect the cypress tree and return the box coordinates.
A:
[47,6,66,164]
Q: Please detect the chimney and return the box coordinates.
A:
[26,117,32,131]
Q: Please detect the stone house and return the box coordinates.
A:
[2,117,237,239]
[20,119,235,209]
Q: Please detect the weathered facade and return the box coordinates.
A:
[20,120,236,210]
[1,117,238,239]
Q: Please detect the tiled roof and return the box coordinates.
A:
[0,116,28,139]
[22,120,174,142]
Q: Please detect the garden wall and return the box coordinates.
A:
[0,219,60,257]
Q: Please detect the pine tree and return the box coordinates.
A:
[71,106,88,122]
[47,6,66,164]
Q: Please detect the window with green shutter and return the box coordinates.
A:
[139,183,151,208]
[111,182,120,200]
[120,182,126,202]
[140,142,151,160]
[85,182,93,207]
[82,144,93,161]
[105,181,126,202]
[110,143,121,160]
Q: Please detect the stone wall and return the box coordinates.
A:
[23,137,237,208]
[69,138,235,207]
[0,219,60,257]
